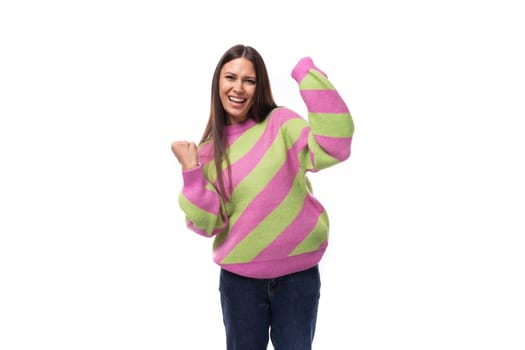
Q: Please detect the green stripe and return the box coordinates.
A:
[281,117,307,143]
[202,122,267,184]
[227,138,287,225]
[228,121,267,163]
[310,113,354,137]
[290,211,329,255]
[221,173,307,263]
[299,70,335,90]
[178,194,222,236]
[227,118,305,226]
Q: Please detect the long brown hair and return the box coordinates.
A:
[199,44,278,201]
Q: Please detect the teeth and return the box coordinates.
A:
[229,97,245,103]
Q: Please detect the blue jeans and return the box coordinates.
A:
[219,265,321,350]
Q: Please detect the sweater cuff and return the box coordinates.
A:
[181,165,203,187]
[291,57,327,83]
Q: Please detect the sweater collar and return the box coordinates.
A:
[224,118,256,136]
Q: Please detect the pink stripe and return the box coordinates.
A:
[253,197,323,261]
[182,183,221,214]
[185,110,299,220]
[218,246,327,279]
[186,219,228,237]
[300,90,350,114]
[223,110,299,190]
[214,142,302,261]
[181,171,230,236]
[198,142,214,164]
[315,135,353,161]
[224,132,245,146]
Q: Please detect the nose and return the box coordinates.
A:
[233,80,244,93]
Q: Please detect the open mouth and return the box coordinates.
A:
[229,96,246,104]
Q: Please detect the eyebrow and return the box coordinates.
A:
[224,71,256,79]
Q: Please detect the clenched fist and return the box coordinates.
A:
[171,141,199,170]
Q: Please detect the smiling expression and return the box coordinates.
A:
[219,57,256,125]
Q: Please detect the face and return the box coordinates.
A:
[219,57,256,125]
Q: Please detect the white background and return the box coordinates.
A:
[1,0,524,349]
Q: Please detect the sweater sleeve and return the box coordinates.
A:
[177,166,229,237]
[291,57,354,171]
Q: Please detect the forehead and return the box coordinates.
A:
[221,57,255,76]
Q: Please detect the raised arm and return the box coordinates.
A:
[292,57,354,171]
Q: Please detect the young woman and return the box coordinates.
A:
[171,44,354,350]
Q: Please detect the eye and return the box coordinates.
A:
[225,74,235,80]
[245,79,256,85]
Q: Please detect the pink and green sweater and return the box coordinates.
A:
[178,57,354,278]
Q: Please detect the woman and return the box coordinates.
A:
[171,44,354,350]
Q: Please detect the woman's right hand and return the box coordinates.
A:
[171,141,199,170]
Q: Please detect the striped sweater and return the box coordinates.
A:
[178,57,354,278]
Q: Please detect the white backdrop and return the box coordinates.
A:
[1,0,524,349]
